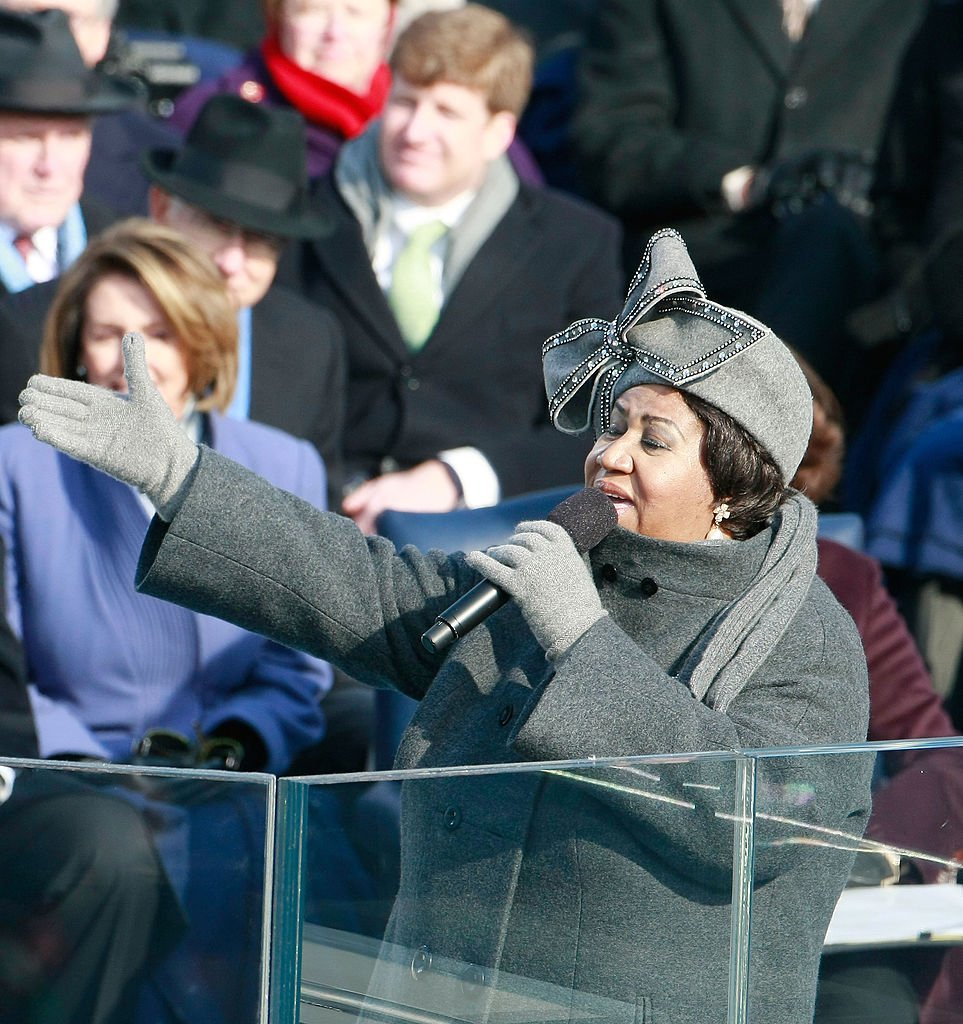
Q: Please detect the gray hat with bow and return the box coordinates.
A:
[542,228,813,483]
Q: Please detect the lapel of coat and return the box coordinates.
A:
[308,179,409,360]
[718,0,794,81]
[796,0,893,79]
[425,191,535,352]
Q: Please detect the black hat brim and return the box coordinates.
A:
[0,73,143,115]
[141,148,331,240]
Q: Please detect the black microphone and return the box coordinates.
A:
[421,487,619,654]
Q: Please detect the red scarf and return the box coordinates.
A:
[261,33,391,139]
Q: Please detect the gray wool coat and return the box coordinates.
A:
[136,448,873,1024]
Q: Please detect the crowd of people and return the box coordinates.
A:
[1,1,963,1023]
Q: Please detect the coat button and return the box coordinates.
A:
[410,945,432,978]
[601,563,618,583]
[639,577,658,597]
[398,366,419,389]
[443,806,462,830]
[784,85,808,109]
[498,704,514,727]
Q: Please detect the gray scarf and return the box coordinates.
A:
[681,492,818,712]
[334,120,519,297]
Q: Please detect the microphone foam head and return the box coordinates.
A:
[546,486,618,553]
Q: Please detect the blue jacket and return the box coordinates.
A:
[0,413,332,773]
[865,407,963,581]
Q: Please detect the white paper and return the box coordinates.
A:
[824,883,963,948]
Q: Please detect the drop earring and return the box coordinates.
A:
[75,364,87,379]
[706,502,731,540]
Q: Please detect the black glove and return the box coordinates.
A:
[199,719,266,772]
[123,727,253,804]
[129,728,200,769]
[128,724,258,772]
[749,149,875,218]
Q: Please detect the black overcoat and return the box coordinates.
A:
[285,180,624,498]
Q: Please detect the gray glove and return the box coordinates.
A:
[464,520,606,661]
[18,331,199,520]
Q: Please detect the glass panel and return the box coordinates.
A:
[276,752,742,1024]
[13,740,962,1023]
[0,757,275,1024]
[750,739,963,1024]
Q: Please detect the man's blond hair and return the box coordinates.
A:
[390,3,533,117]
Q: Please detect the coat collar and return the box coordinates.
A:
[719,0,896,82]
[309,177,404,352]
[307,178,536,358]
[718,0,793,79]
[590,522,770,601]
[589,494,818,712]
[798,0,901,80]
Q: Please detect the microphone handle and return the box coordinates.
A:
[421,580,510,653]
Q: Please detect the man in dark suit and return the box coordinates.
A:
[572,0,928,422]
[0,7,134,298]
[143,94,348,496]
[0,537,179,1024]
[280,4,623,533]
[0,94,349,498]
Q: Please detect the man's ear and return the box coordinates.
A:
[482,110,518,162]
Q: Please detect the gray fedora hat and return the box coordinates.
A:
[141,94,330,240]
[0,9,140,115]
[543,228,813,483]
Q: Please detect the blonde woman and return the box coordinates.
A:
[2,218,332,773]
[1,218,334,1022]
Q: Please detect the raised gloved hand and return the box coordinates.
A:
[464,520,606,661]
[18,331,198,520]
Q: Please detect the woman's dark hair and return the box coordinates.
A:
[680,391,787,540]
[787,347,844,506]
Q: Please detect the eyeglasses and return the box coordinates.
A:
[131,728,245,771]
[170,200,287,259]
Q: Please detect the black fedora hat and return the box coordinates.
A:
[0,8,139,115]
[141,95,330,240]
